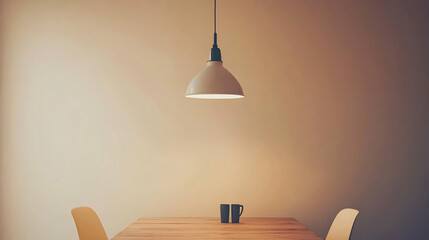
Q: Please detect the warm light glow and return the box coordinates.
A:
[185,94,245,99]
[2,1,427,240]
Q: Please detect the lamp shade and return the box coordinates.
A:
[186,61,244,99]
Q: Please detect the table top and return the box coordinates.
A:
[112,217,323,240]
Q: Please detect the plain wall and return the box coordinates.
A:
[1,0,428,240]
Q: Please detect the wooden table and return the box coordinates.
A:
[112,217,323,240]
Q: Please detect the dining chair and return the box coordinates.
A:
[71,207,109,240]
[325,208,359,240]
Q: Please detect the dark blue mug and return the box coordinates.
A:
[220,204,230,223]
[231,204,244,223]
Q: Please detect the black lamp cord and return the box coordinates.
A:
[210,0,222,61]
[214,0,217,35]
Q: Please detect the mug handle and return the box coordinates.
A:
[239,205,244,217]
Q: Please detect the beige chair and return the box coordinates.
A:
[71,207,109,240]
[325,208,359,240]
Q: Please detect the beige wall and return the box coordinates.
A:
[1,1,428,240]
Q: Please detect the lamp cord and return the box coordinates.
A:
[214,0,217,34]
[213,0,217,45]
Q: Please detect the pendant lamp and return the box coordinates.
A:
[186,0,244,99]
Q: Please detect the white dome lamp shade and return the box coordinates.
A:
[186,0,244,99]
[186,62,244,99]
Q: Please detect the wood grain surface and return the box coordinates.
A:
[112,217,323,240]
